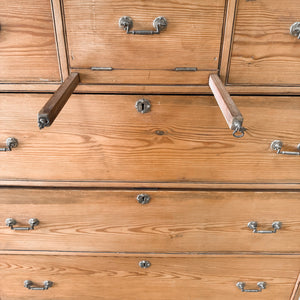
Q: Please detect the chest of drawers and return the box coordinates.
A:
[0,0,299,299]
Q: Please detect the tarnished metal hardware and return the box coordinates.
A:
[290,22,300,39]
[139,260,151,269]
[271,140,300,155]
[248,221,282,234]
[236,282,266,293]
[232,120,246,138]
[0,137,18,151]
[135,99,151,114]
[6,218,39,230]
[24,280,53,290]
[137,194,151,205]
[91,67,113,71]
[174,67,198,72]
[119,16,167,35]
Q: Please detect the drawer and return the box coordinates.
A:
[1,189,299,253]
[1,94,300,187]
[0,254,299,299]
[63,0,225,86]
[228,0,300,86]
[0,0,60,84]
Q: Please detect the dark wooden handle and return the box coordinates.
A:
[38,73,80,129]
[209,74,246,138]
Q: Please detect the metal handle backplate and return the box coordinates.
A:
[119,16,167,35]
[137,194,151,204]
[236,282,266,292]
[290,22,300,39]
[271,140,300,155]
[248,221,282,234]
[0,137,18,151]
[6,218,39,230]
[24,280,53,290]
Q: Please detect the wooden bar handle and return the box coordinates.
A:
[209,74,246,138]
[38,73,80,129]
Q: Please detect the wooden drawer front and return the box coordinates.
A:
[0,0,60,83]
[1,189,299,253]
[1,94,300,186]
[0,254,299,299]
[228,0,300,86]
[63,0,225,85]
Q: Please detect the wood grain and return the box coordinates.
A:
[63,0,225,85]
[0,189,300,253]
[72,68,214,85]
[0,94,300,186]
[0,0,60,83]
[0,254,299,299]
[228,0,300,85]
[219,0,237,82]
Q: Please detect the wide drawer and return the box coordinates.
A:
[0,254,299,300]
[0,0,60,83]
[63,0,225,86]
[1,94,300,187]
[228,0,300,86]
[1,189,299,253]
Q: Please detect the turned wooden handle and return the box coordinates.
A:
[209,74,246,138]
[38,73,80,129]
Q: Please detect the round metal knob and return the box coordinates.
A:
[137,194,151,205]
[139,260,151,269]
[153,16,168,31]
[290,22,300,39]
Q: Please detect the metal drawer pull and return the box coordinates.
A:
[119,16,167,35]
[236,282,266,293]
[139,260,151,268]
[271,140,300,155]
[209,74,246,138]
[137,193,151,204]
[6,218,39,230]
[248,221,282,234]
[0,137,18,151]
[290,22,300,39]
[24,280,53,290]
[136,99,151,114]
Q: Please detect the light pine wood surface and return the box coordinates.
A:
[0,94,299,186]
[0,254,299,299]
[63,0,225,85]
[0,0,60,83]
[228,0,300,85]
[0,189,300,253]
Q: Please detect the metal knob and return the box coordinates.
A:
[139,260,151,269]
[236,281,266,292]
[137,194,151,205]
[135,99,151,114]
[0,137,18,151]
[24,280,53,290]
[290,22,300,39]
[6,218,39,230]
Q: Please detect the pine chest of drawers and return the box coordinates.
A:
[0,0,300,299]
